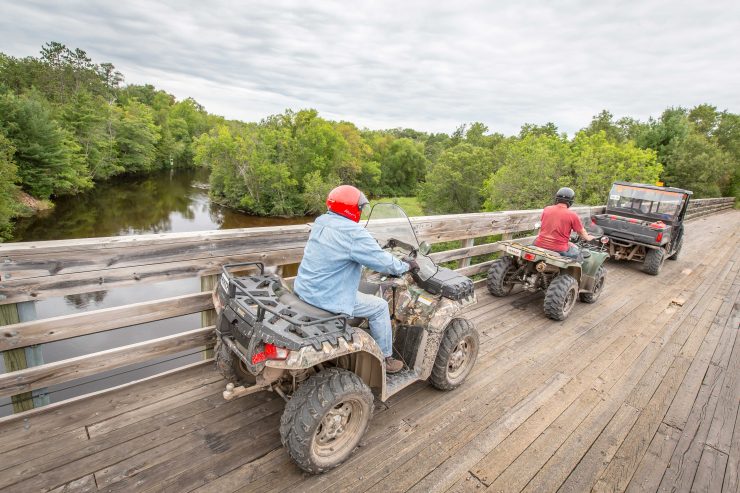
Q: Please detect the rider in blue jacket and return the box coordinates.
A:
[294,185,414,373]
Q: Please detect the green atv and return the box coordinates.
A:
[486,225,610,320]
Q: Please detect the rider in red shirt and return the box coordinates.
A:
[534,187,594,258]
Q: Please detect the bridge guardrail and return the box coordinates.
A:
[0,197,733,414]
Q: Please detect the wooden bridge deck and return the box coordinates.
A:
[0,210,737,493]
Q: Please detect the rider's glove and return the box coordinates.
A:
[405,259,420,273]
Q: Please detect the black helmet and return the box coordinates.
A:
[555,187,575,207]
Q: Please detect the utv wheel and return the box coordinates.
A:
[668,235,683,261]
[280,368,373,474]
[486,257,517,297]
[544,274,578,321]
[430,318,479,391]
[214,339,255,385]
[579,266,606,304]
[643,248,666,275]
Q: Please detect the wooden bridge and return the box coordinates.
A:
[0,197,736,492]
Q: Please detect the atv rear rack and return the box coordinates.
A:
[217,263,355,351]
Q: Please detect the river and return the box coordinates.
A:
[2,168,313,416]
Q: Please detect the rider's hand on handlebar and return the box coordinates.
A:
[405,259,420,273]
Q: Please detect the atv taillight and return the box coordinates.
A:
[523,252,536,261]
[251,343,290,364]
[656,232,663,242]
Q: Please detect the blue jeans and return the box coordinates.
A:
[352,292,393,357]
[559,243,581,259]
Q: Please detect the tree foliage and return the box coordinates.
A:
[0,133,19,239]
[0,42,738,242]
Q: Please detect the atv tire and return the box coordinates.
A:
[580,266,606,304]
[486,256,516,297]
[214,339,255,385]
[643,248,666,275]
[430,318,479,391]
[280,368,373,474]
[668,235,683,261]
[544,274,579,321]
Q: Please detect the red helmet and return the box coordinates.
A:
[326,185,369,222]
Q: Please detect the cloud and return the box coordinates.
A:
[1,0,738,135]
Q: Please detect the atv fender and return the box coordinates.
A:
[266,330,386,397]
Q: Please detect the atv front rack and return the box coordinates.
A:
[217,264,355,351]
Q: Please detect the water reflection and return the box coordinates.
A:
[12,167,313,241]
[1,168,313,416]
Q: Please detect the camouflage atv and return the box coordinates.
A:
[486,223,610,320]
[213,204,479,474]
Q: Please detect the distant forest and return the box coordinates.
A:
[1,42,737,240]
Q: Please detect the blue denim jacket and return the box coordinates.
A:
[293,212,409,315]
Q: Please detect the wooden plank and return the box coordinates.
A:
[95,399,283,493]
[47,474,97,493]
[591,249,737,491]
[500,232,737,492]
[407,372,570,493]
[0,291,213,351]
[0,302,34,413]
[201,275,217,359]
[0,326,214,398]
[590,356,693,492]
[456,260,496,277]
[722,405,740,493]
[691,445,728,493]
[0,202,728,304]
[355,246,676,492]
[0,248,305,304]
[624,422,682,493]
[457,238,475,268]
[705,311,740,454]
[429,241,500,264]
[0,391,277,491]
[657,363,726,492]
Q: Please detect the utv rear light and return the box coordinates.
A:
[251,343,290,364]
[523,252,536,261]
[655,232,663,242]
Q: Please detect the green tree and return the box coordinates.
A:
[61,89,121,179]
[0,133,19,240]
[485,135,572,210]
[377,138,427,195]
[114,100,160,173]
[519,122,560,139]
[662,132,733,197]
[569,131,662,205]
[418,143,494,213]
[0,89,90,198]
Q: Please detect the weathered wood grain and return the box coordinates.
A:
[0,291,213,351]
[0,326,214,398]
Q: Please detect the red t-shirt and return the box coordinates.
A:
[533,204,584,252]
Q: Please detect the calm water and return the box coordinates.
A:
[2,168,313,415]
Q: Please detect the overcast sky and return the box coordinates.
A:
[1,0,738,135]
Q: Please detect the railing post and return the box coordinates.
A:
[1,301,46,412]
[200,275,217,359]
[458,238,475,268]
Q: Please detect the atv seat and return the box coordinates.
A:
[525,243,577,262]
[277,290,367,328]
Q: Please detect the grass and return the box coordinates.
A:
[367,196,424,217]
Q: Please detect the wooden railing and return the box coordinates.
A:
[0,197,734,414]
